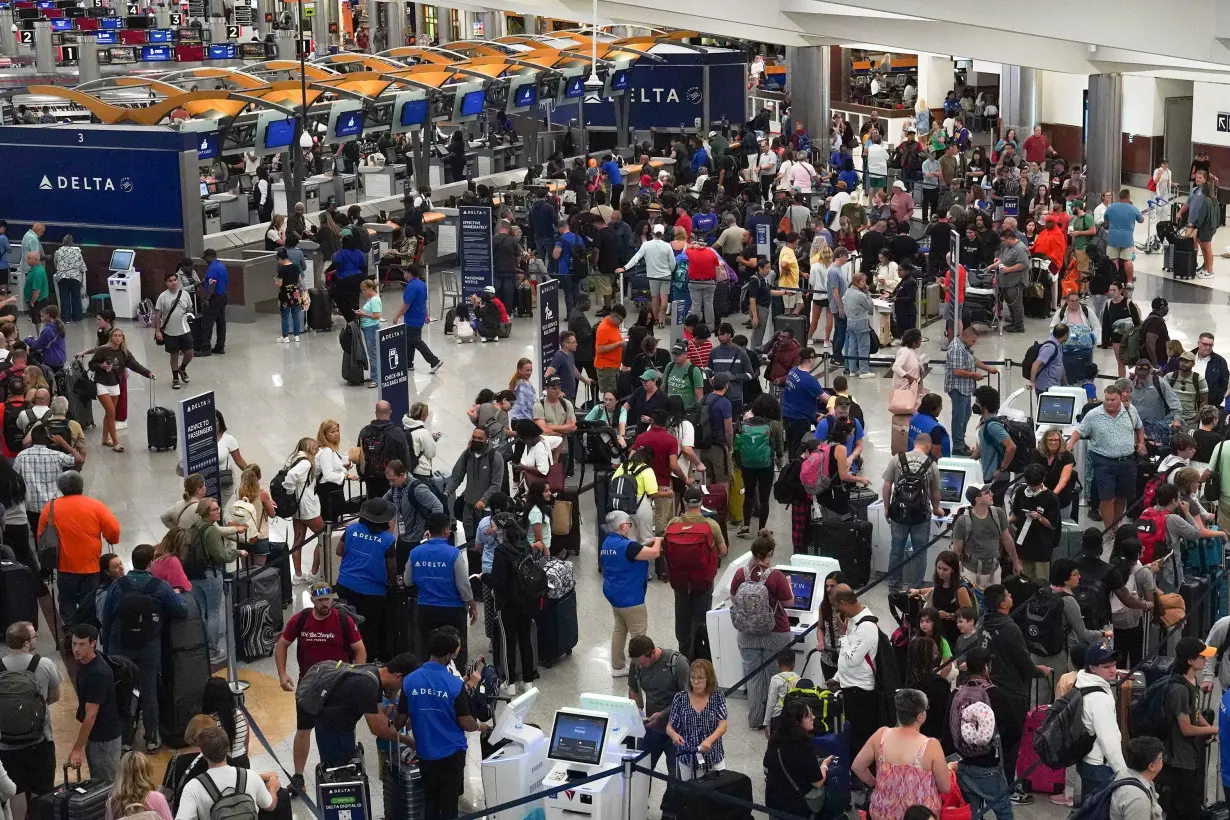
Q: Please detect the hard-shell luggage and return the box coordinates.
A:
[1182,573,1212,638]
[146,384,176,452]
[813,721,852,820]
[674,755,754,820]
[537,589,578,667]
[234,599,276,661]
[803,517,872,587]
[234,563,284,630]
[1017,704,1066,794]
[317,753,372,820]
[1173,236,1197,280]
[159,592,210,747]
[516,283,534,317]
[30,766,110,820]
[728,466,744,526]
[552,487,581,556]
[0,558,38,633]
[773,312,808,342]
[713,279,731,318]
[383,748,425,820]
[701,483,729,544]
[308,288,333,331]
[266,539,294,610]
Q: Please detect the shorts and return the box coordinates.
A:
[702,445,732,484]
[0,739,55,795]
[590,274,614,299]
[1092,452,1136,500]
[247,536,271,556]
[96,383,121,397]
[867,175,887,190]
[296,703,316,731]
[649,279,671,298]
[163,332,193,353]
[1075,249,1090,273]
[1107,245,1133,261]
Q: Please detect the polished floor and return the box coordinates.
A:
[19,205,1230,819]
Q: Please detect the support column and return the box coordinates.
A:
[155,4,171,28]
[915,55,952,113]
[1000,65,1039,137]
[785,45,831,161]
[310,0,329,53]
[364,0,377,47]
[33,19,53,73]
[209,15,228,44]
[386,0,405,47]
[0,10,17,57]
[1086,73,1123,198]
[522,13,537,35]
[77,31,100,83]
[273,27,295,58]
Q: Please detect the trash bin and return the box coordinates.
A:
[299,239,321,290]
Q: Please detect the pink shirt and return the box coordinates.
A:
[105,790,172,820]
[150,555,192,591]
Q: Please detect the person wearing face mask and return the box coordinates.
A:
[445,428,505,557]
[1129,360,1183,442]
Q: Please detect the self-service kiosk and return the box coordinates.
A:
[708,554,838,691]
[1034,386,1089,494]
[481,688,549,820]
[936,456,984,514]
[106,249,142,319]
[542,695,649,820]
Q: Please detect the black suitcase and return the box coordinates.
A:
[803,518,872,587]
[1182,574,1212,638]
[383,748,426,820]
[713,279,731,318]
[552,488,581,556]
[64,358,95,429]
[234,599,276,661]
[316,752,372,820]
[342,352,365,386]
[145,382,175,451]
[516,283,534,317]
[234,563,284,629]
[537,589,578,666]
[773,312,807,342]
[0,558,38,632]
[674,759,754,820]
[1173,236,1198,280]
[308,287,333,331]
[30,766,110,820]
[160,593,210,747]
[266,542,294,610]
[388,581,416,657]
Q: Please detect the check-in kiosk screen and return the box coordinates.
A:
[781,570,817,612]
[1036,395,1076,426]
[549,713,608,766]
[939,469,967,504]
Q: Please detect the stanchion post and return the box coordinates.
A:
[321,522,334,583]
[222,574,250,697]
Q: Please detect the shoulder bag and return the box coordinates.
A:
[36,498,59,575]
[776,748,827,813]
[154,290,184,347]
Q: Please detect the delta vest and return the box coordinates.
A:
[336,523,397,596]
[599,533,648,608]
[402,661,467,760]
[410,538,465,608]
[908,412,942,451]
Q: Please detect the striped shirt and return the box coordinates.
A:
[1078,403,1141,458]
[668,690,728,767]
[944,339,978,395]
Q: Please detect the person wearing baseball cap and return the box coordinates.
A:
[333,498,398,660]
[664,338,705,409]
[623,368,667,435]
[1139,297,1170,369]
[1130,356,1182,441]
[1154,636,1220,818]
[618,220,676,325]
[1069,641,1127,797]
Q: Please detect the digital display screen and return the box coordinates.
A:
[124,14,148,28]
[50,18,72,30]
[35,0,54,8]
[1036,394,1076,426]
[537,74,560,101]
[140,44,172,60]
[118,28,146,44]
[196,132,218,160]
[240,42,265,58]
[548,713,607,766]
[200,181,209,197]
[334,110,363,138]
[94,28,116,42]
[399,98,428,127]
[207,42,236,59]
[565,75,584,98]
[108,249,134,271]
[782,570,816,612]
[610,68,630,91]
[431,91,456,120]
[99,16,121,28]
[460,89,485,116]
[175,42,203,61]
[147,27,171,41]
[514,83,537,108]
[263,118,295,150]
[939,470,967,504]
[108,45,136,61]
[74,17,98,30]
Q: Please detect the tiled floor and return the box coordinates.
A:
[23,202,1230,819]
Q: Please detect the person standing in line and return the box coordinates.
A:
[405,513,478,668]
[67,624,122,784]
[1067,384,1145,539]
[52,235,86,324]
[154,271,195,389]
[593,304,626,397]
[944,325,996,456]
[393,266,443,375]
[987,230,1030,333]
[663,487,726,660]
[0,621,61,814]
[491,219,521,314]
[199,249,227,356]
[356,279,382,389]
[273,247,305,345]
[1156,637,1220,819]
[334,498,398,662]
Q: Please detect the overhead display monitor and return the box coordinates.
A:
[564,73,585,99]
[391,90,428,135]
[547,710,608,767]
[117,28,146,44]
[485,81,508,111]
[325,101,364,145]
[139,44,172,60]
[431,88,457,121]
[108,45,137,62]
[124,14,149,27]
[99,16,121,28]
[604,60,632,97]
[147,27,172,42]
[207,42,235,59]
[506,76,536,114]
[175,42,203,61]
[239,41,265,59]
[536,74,560,104]
[75,17,98,30]
[254,111,295,157]
[195,131,218,161]
[450,82,485,122]
[94,29,116,43]
[50,18,72,31]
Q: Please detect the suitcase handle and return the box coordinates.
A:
[63,763,82,785]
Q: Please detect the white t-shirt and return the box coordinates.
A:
[155,288,194,337]
[757,151,778,178]
[175,767,273,820]
[829,191,852,219]
[866,144,889,177]
[15,405,51,431]
[217,433,239,472]
[670,420,695,454]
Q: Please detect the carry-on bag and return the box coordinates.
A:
[159,592,210,747]
[803,517,872,587]
[146,382,176,451]
[30,765,110,820]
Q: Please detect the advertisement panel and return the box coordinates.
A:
[178,391,219,500]
[458,205,493,299]
[537,279,560,392]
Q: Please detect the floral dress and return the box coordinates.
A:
[868,731,942,820]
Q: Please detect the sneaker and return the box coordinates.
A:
[294,335,301,344]
[115,421,128,430]
[1198,269,1215,279]
[611,665,630,678]
[292,574,306,585]
[736,525,750,537]
[179,369,190,384]
[1087,507,1102,522]
[430,361,444,374]
[211,347,226,354]
[1051,794,1074,807]
[289,774,306,797]
[277,336,289,344]
[858,372,877,379]
[172,376,181,390]
[1009,791,1034,805]
[145,736,162,754]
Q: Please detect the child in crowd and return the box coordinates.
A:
[1162,339,1184,374]
[952,607,986,679]
[1080,362,1099,403]
[824,374,853,413]
[762,651,800,738]
[917,607,954,682]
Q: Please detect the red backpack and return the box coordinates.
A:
[663,519,718,592]
[1141,464,1182,509]
[1135,507,1169,563]
[765,334,801,383]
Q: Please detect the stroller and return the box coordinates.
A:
[961,267,1001,333]
[1022,257,1053,319]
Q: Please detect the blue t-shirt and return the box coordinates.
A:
[401,661,468,761]
[1221,688,1230,788]
[977,417,1010,481]
[0,235,9,271]
[692,212,718,243]
[837,170,860,193]
[555,233,584,276]
[205,259,229,296]
[600,160,622,184]
[1103,201,1142,249]
[336,522,397,596]
[814,416,865,452]
[707,393,733,446]
[781,367,822,421]
[401,278,428,328]
[908,412,951,457]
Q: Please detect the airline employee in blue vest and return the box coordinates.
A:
[405,512,478,668]
[599,510,662,677]
[336,498,398,662]
[398,626,490,820]
[907,392,952,459]
[312,653,419,766]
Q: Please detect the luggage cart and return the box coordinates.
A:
[962,267,1002,336]
[1136,195,1175,254]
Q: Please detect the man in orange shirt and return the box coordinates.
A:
[38,471,121,631]
[594,303,626,396]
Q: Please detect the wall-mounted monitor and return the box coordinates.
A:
[390,90,428,135]
[485,81,508,111]
[506,75,536,114]
[175,42,203,61]
[239,41,265,59]
[325,101,364,144]
[449,81,485,123]
[254,110,295,158]
[194,131,218,160]
[536,73,560,105]
[124,14,148,27]
[107,45,136,62]
[117,27,146,44]
[74,16,98,29]
[147,27,171,42]
[99,16,121,28]
[563,70,585,100]
[430,88,457,121]
[94,28,116,42]
[604,60,632,97]
[139,43,172,60]
[50,18,72,31]
[206,42,235,59]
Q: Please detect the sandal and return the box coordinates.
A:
[101,438,114,448]
[112,444,125,453]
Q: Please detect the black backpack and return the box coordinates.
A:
[1012,587,1067,657]
[513,552,549,608]
[359,427,393,482]
[773,458,808,504]
[114,576,162,649]
[888,454,932,526]
[1070,778,1149,820]
[270,458,310,519]
[99,651,140,721]
[2,401,25,455]
[181,526,210,580]
[860,616,901,724]
[1073,560,1111,630]
[989,416,1036,473]
[608,464,645,515]
[691,393,718,450]
[1020,339,1060,380]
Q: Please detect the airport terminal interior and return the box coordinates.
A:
[7,3,1230,820]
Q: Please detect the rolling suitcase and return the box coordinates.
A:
[30,766,110,820]
[728,466,744,526]
[0,557,38,632]
[1173,236,1197,280]
[773,312,807,342]
[266,540,294,610]
[1182,573,1212,638]
[516,283,534,317]
[234,562,284,630]
[804,517,872,587]
[308,287,333,331]
[234,599,276,660]
[536,589,578,667]
[316,752,372,820]
[1017,680,1065,794]
[64,358,95,429]
[812,721,852,820]
[701,483,729,544]
[159,592,210,747]
[383,747,425,820]
[146,384,176,451]
[674,755,754,820]
[551,487,581,556]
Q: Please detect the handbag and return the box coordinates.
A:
[888,386,919,415]
[940,771,972,820]
[776,748,827,813]
[36,498,59,576]
[1179,225,1198,239]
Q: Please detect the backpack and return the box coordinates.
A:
[1130,675,1180,738]
[781,682,840,734]
[773,458,808,505]
[729,568,780,635]
[1070,778,1150,820]
[114,575,162,650]
[948,678,996,758]
[100,651,140,721]
[1020,339,1059,380]
[989,416,1036,473]
[1141,465,1182,512]
[608,465,646,515]
[1033,685,1104,768]
[0,655,46,745]
[513,552,549,608]
[1012,587,1068,657]
[799,443,835,495]
[195,768,259,820]
[735,422,773,470]
[1119,322,1143,365]
[295,661,380,716]
[1134,507,1170,564]
[359,427,393,482]
[861,616,902,722]
[270,458,310,519]
[888,453,932,526]
[662,519,718,592]
[2,400,26,456]
[692,393,718,450]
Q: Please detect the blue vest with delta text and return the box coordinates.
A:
[402,661,467,760]
[410,538,465,608]
[908,411,949,456]
[599,533,648,608]
[336,522,397,596]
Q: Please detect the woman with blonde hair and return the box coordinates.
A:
[163,715,219,813]
[151,526,193,591]
[228,465,274,565]
[283,437,323,583]
[105,751,172,820]
[1036,426,1077,514]
[809,241,834,345]
[315,418,355,523]
[265,214,286,251]
[403,401,438,480]
[88,326,154,452]
[508,358,536,422]
[161,474,207,529]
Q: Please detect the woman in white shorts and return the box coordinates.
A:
[88,327,154,453]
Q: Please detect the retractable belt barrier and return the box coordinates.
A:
[241,705,323,820]
[632,758,813,820]
[454,750,649,820]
